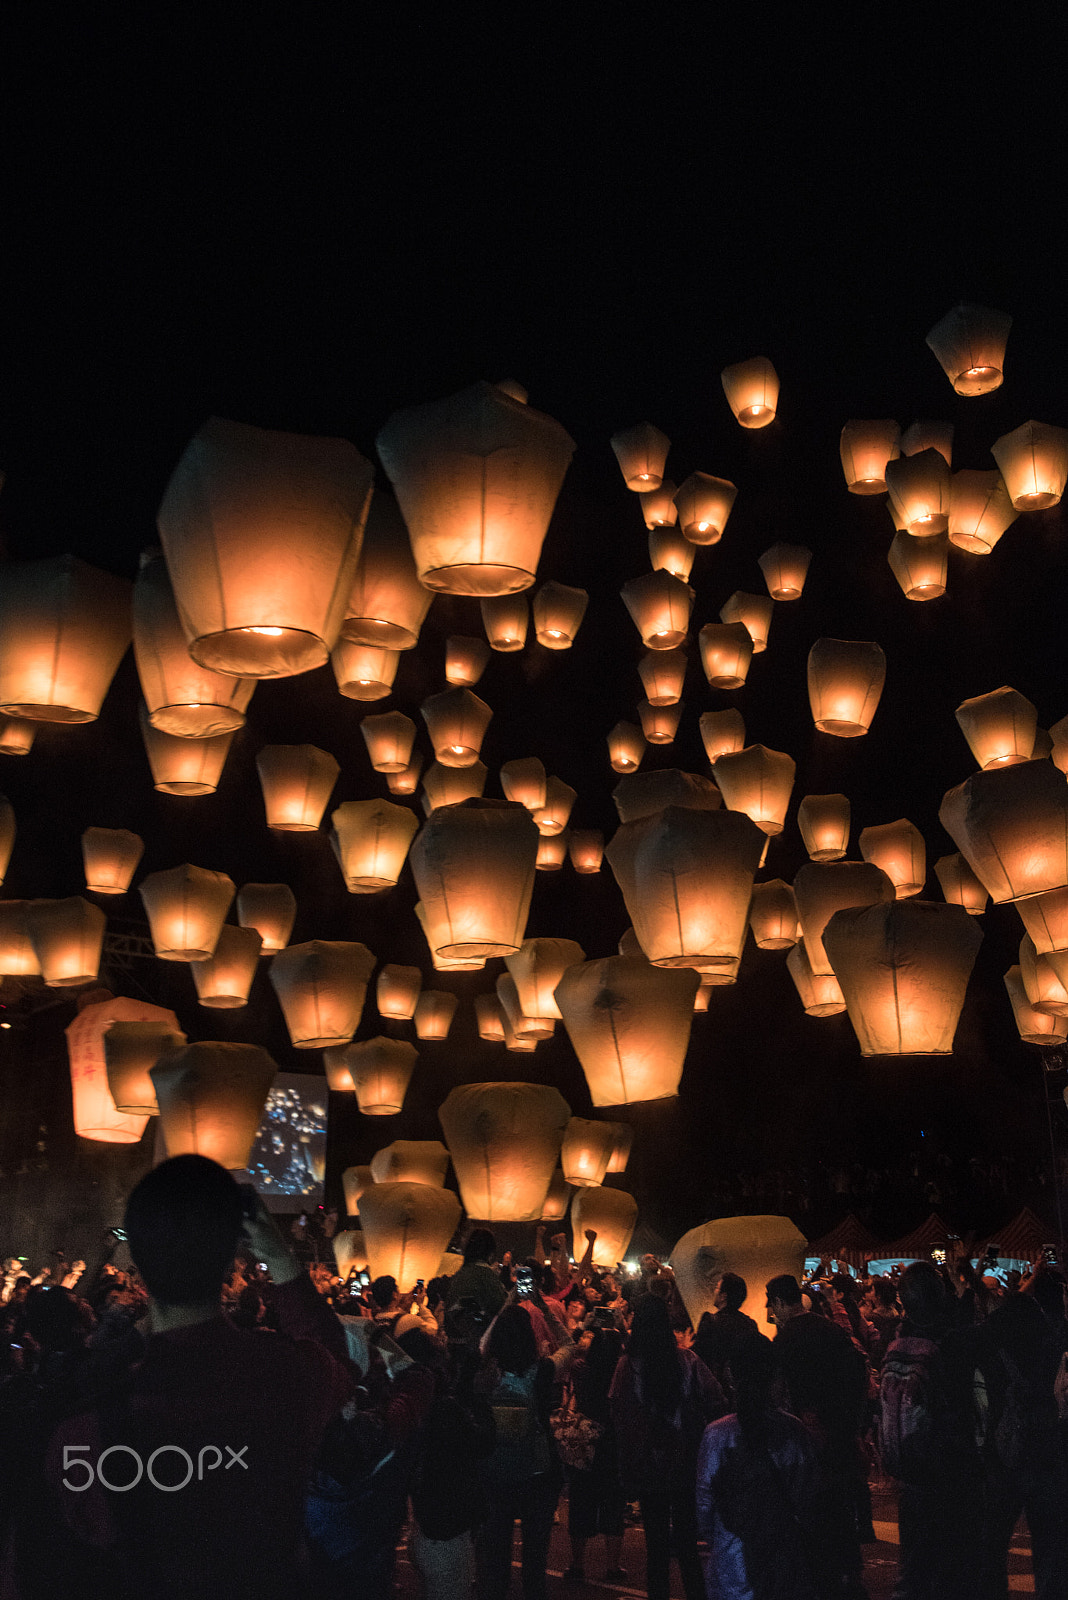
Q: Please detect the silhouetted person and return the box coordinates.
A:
[692,1272,759,1402]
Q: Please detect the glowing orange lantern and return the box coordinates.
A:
[1017,887,1068,955]
[504,937,585,1032]
[422,761,487,813]
[955,688,1037,770]
[133,552,255,736]
[607,722,647,773]
[793,860,895,977]
[140,864,234,961]
[572,1187,639,1268]
[256,745,339,831]
[541,1168,572,1221]
[1005,965,1068,1044]
[370,1141,450,1186]
[699,623,752,690]
[496,971,547,1040]
[610,421,670,489]
[712,745,795,836]
[139,705,233,795]
[0,556,131,723]
[859,819,926,898]
[534,776,576,835]
[341,491,433,649]
[699,709,745,764]
[536,833,568,870]
[556,955,699,1105]
[0,717,36,756]
[334,1229,368,1274]
[888,531,948,600]
[621,571,694,649]
[361,711,416,773]
[0,902,40,976]
[445,635,491,686]
[569,830,604,873]
[926,303,1011,396]
[749,880,800,949]
[414,901,487,971]
[933,854,988,917]
[674,1216,807,1339]
[269,938,375,1049]
[322,1047,356,1092]
[798,794,850,862]
[719,592,774,653]
[338,1037,417,1114]
[330,640,400,701]
[330,798,418,893]
[501,758,547,812]
[639,702,681,744]
[387,755,423,796]
[604,1122,633,1174]
[377,964,422,1021]
[27,898,105,987]
[104,1018,186,1115]
[534,581,588,649]
[786,941,847,1017]
[151,1041,277,1167]
[341,1166,374,1214]
[439,1081,570,1221]
[82,828,143,896]
[638,480,678,530]
[414,989,457,1040]
[993,421,1068,511]
[638,649,686,707]
[721,356,778,428]
[613,768,721,822]
[648,526,694,581]
[236,883,296,954]
[807,638,886,737]
[839,420,901,494]
[885,448,950,534]
[758,543,811,601]
[939,761,1068,904]
[358,1181,462,1292]
[674,473,737,545]
[67,994,179,1143]
[1019,933,1068,1016]
[948,471,1017,554]
[475,993,507,1041]
[480,594,528,652]
[190,924,262,1008]
[421,688,491,768]
[409,798,539,959]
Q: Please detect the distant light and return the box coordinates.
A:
[1,1022,11,1030]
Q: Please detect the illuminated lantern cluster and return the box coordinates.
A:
[572,1186,639,1268]
[409,798,539,959]
[808,638,886,738]
[926,303,1011,396]
[955,688,1037,770]
[758,543,811,601]
[331,799,418,892]
[134,552,255,737]
[504,937,585,1033]
[721,357,778,428]
[674,473,737,544]
[611,421,670,489]
[839,420,900,495]
[673,1215,808,1339]
[66,994,181,1143]
[358,1181,461,1291]
[1004,965,1068,1044]
[859,818,926,898]
[151,1040,278,1168]
[342,491,433,650]
[256,745,339,831]
[236,883,296,953]
[269,940,375,1048]
[939,761,1068,904]
[439,1081,570,1221]
[0,556,131,723]
[1019,933,1068,1017]
[555,955,699,1105]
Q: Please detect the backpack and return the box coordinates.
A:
[486,1364,552,1482]
[879,1334,942,1483]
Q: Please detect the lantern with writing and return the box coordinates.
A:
[501,758,547,813]
[0,902,40,977]
[793,860,895,977]
[475,993,507,1042]
[331,799,418,893]
[445,635,491,687]
[839,420,900,495]
[140,864,234,961]
[26,898,105,987]
[410,799,538,959]
[371,1141,450,1187]
[439,1081,570,1222]
[534,777,576,836]
[700,623,753,690]
[341,1166,374,1215]
[621,571,693,650]
[934,854,988,917]
[341,491,432,649]
[139,706,233,795]
[541,1169,572,1222]
[256,745,338,832]
[948,471,1017,555]
[786,941,847,1017]
[699,710,745,765]
[1019,933,1068,1017]
[610,421,670,489]
[673,1216,808,1339]
[719,592,774,653]
[505,937,585,1035]
[377,965,422,1021]
[1005,965,1068,1044]
[639,650,686,707]
[422,762,487,813]
[358,1181,462,1292]
[797,794,850,862]
[859,819,926,898]
[134,552,255,736]
[757,543,811,601]
[638,481,678,531]
[993,421,1068,511]
[939,761,1068,904]
[414,990,458,1040]
[885,449,950,535]
[749,880,800,949]
[569,831,604,873]
[926,303,1011,396]
[888,531,948,601]
[955,688,1037,770]
[421,688,491,768]
[534,581,588,649]
[191,924,262,1008]
[330,640,400,701]
[67,994,180,1143]
[713,746,795,836]
[481,595,528,652]
[236,883,296,954]
[333,1230,368,1275]
[0,555,131,723]
[270,940,374,1049]
[674,473,737,545]
[151,1041,277,1168]
[572,1186,639,1268]
[648,526,694,582]
[104,1018,186,1116]
[555,956,699,1105]
[607,722,647,773]
[341,1037,417,1115]
[807,639,886,738]
[82,829,143,896]
[361,712,417,774]
[721,357,778,428]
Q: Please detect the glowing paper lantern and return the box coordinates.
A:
[992,421,1068,511]
[337,1037,417,1115]
[926,303,1011,396]
[480,594,528,651]
[103,1018,186,1115]
[422,761,487,813]
[330,798,418,893]
[613,768,721,823]
[191,924,262,1008]
[439,1081,570,1222]
[712,746,795,836]
[67,995,180,1143]
[807,639,886,738]
[496,972,547,1040]
[1005,965,1068,1044]
[376,381,576,596]
[939,761,1068,904]
[1017,888,1068,955]
[607,722,647,773]
[793,860,895,977]
[26,898,105,987]
[757,543,811,601]
[414,990,458,1040]
[638,480,678,530]
[555,956,699,1105]
[322,1049,356,1092]
[638,649,686,707]
[798,794,850,862]
[341,1166,374,1215]
[0,556,131,723]
[621,571,694,649]
[139,706,233,795]
[534,776,577,836]
[387,756,423,796]
[371,1140,449,1186]
[414,901,487,971]
[934,853,988,917]
[674,473,737,545]
[534,581,588,648]
[786,942,846,1017]
[0,797,15,886]
[409,798,539,959]
[505,937,585,1031]
[445,635,491,686]
[859,819,926,898]
[256,745,339,832]
[956,688,1037,771]
[361,712,416,774]
[572,1186,639,1269]
[475,993,507,1041]
[1019,933,1068,1017]
[569,830,604,873]
[421,688,491,768]
[0,717,36,756]
[699,709,746,764]
[236,883,296,954]
[885,448,950,535]
[541,1169,572,1222]
[901,420,953,467]
[536,834,568,870]
[0,902,40,976]
[501,758,547,813]
[82,828,143,896]
[561,1119,615,1187]
[341,491,433,649]
[158,417,372,677]
[140,864,235,961]
[377,964,422,1021]
[948,471,1017,554]
[334,1230,368,1275]
[358,1181,462,1292]
[610,421,670,489]
[133,552,255,736]
[719,592,774,654]
[888,531,948,601]
[605,1123,633,1174]
[699,623,752,690]
[749,880,800,949]
[721,357,778,428]
[330,640,400,701]
[839,420,901,495]
[151,1041,277,1168]
[639,702,681,744]
[270,940,374,1049]
[648,526,694,582]
[673,1216,807,1339]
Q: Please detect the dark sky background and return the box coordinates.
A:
[1,12,1068,1253]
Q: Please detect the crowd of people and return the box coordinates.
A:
[1,1160,1067,1600]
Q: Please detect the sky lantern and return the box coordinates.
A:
[1004,965,1068,1045]
[360,711,416,773]
[610,421,670,489]
[793,859,895,977]
[569,830,604,873]
[621,571,694,649]
[421,761,487,813]
[797,793,850,862]
[926,303,1012,396]
[749,880,800,949]
[572,1186,639,1268]
[933,853,989,917]
[786,941,847,1017]
[256,745,339,831]
[414,989,458,1040]
[0,797,15,887]
[638,649,686,707]
[534,580,588,650]
[541,1168,572,1221]
[474,992,507,1041]
[414,901,486,971]
[719,592,774,653]
[807,638,886,737]
[81,828,144,896]
[158,417,372,678]
[104,1018,186,1116]
[445,634,491,686]
[992,420,1068,510]
[330,798,418,893]
[613,767,721,823]
[674,473,737,544]
[387,754,423,796]
[134,551,255,737]
[757,543,811,601]
[341,1165,374,1215]
[721,356,778,428]
[534,775,577,835]
[336,1037,417,1115]
[140,864,234,961]
[376,381,576,596]
[823,901,982,1056]
[270,939,375,1049]
[409,797,539,959]
[421,687,491,767]
[357,1182,462,1293]
[0,717,36,756]
[901,420,953,466]
[0,902,40,977]
[322,1042,356,1092]
[26,898,105,987]
[673,1216,808,1339]
[699,709,745,764]
[536,833,568,870]
[712,746,795,835]
[1033,728,1054,760]
[648,526,694,582]
[939,761,1068,903]
[948,471,1017,554]
[638,480,678,530]
[555,955,700,1105]
[1017,888,1068,956]
[480,594,529,651]
[839,419,901,494]
[150,1041,277,1168]
[604,1122,633,1174]
[885,448,950,534]
[439,1081,570,1222]
[330,639,400,701]
[607,721,647,773]
[341,490,432,649]
[859,818,926,897]
[955,688,1037,770]
[888,530,948,601]
[66,994,180,1144]
[236,883,296,953]
[369,1141,449,1189]
[699,622,753,690]
[138,705,233,795]
[333,1230,368,1275]
[501,757,547,813]
[191,924,262,1008]
[377,963,422,1021]
[505,936,585,1031]
[497,972,549,1043]
[1019,933,1068,1017]
[0,555,131,724]
[639,702,681,745]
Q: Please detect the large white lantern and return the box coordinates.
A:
[925,303,1011,396]
[555,955,700,1106]
[572,1187,639,1268]
[439,1081,570,1221]
[992,421,1068,511]
[151,1041,277,1169]
[330,799,418,892]
[409,798,539,959]
[341,490,433,649]
[67,994,179,1144]
[269,940,375,1048]
[140,864,235,961]
[673,1215,807,1339]
[807,639,886,738]
[133,551,255,736]
[793,860,895,977]
[939,761,1068,904]
[358,1182,462,1292]
[610,421,670,489]
[0,556,131,723]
